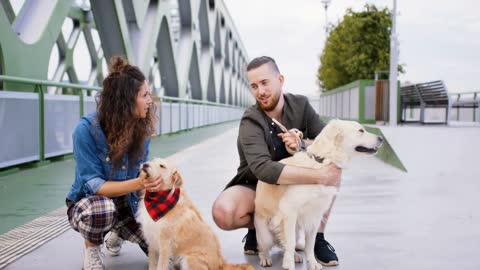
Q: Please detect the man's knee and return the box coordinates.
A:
[212,201,236,230]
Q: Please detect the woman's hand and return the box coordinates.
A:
[141,175,165,192]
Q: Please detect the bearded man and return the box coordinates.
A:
[211,56,342,266]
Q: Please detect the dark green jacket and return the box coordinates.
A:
[226,93,325,189]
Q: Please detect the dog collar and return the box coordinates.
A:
[300,139,306,150]
[144,188,181,221]
[305,151,325,163]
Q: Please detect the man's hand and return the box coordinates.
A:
[140,175,165,192]
[277,163,342,185]
[317,163,342,187]
[278,129,302,152]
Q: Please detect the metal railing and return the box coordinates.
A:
[0,75,245,170]
[450,91,480,123]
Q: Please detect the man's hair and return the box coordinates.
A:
[246,56,280,73]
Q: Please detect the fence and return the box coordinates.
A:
[0,75,244,169]
[309,80,401,124]
[449,91,479,123]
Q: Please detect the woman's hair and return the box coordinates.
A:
[98,56,156,171]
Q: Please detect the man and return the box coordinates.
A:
[212,56,342,266]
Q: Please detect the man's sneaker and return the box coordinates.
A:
[242,229,258,255]
[105,231,124,256]
[314,233,339,266]
[83,246,105,270]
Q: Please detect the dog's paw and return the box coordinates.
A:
[308,261,322,270]
[294,252,303,263]
[295,240,305,251]
[259,257,273,267]
[282,257,295,270]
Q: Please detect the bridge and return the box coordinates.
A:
[1,119,479,270]
[1,1,480,270]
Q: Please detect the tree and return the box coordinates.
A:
[317,4,404,91]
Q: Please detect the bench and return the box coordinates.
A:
[400,80,450,124]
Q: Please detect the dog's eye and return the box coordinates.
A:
[359,129,365,133]
[159,164,166,168]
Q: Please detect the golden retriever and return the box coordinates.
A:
[254,119,383,270]
[136,158,254,270]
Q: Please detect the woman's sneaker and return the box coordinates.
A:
[314,233,339,266]
[242,229,258,255]
[105,232,124,256]
[83,246,105,270]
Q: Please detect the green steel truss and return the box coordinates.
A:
[0,0,253,106]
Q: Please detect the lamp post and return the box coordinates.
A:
[319,0,332,108]
[389,0,399,126]
[321,0,332,38]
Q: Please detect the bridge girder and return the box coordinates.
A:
[0,0,253,105]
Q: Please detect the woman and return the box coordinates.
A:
[65,56,162,270]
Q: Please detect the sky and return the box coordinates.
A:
[224,0,480,96]
[7,0,479,96]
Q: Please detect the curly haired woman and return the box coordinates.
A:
[65,56,162,270]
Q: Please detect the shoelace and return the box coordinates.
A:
[315,239,335,252]
[87,247,105,269]
[242,231,255,242]
[242,233,252,243]
[106,234,124,248]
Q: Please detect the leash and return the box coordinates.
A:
[271,118,303,152]
[272,118,324,164]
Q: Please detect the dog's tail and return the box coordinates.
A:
[221,263,255,270]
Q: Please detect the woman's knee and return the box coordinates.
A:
[69,196,116,229]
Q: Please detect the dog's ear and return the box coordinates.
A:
[171,169,183,187]
[333,129,344,148]
[308,120,348,166]
[324,120,343,146]
[324,120,346,158]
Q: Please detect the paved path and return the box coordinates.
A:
[0,121,239,235]
[3,124,480,269]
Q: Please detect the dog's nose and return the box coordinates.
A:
[378,136,384,143]
[142,163,150,169]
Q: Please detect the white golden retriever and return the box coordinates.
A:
[254,119,383,270]
[136,158,254,270]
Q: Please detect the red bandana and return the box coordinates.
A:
[144,188,181,221]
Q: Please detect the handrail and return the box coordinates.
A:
[0,75,245,170]
[449,91,480,96]
[157,96,241,108]
[0,75,243,109]
[0,75,101,92]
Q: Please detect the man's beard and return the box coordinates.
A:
[258,91,281,112]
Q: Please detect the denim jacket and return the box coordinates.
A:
[66,112,150,214]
